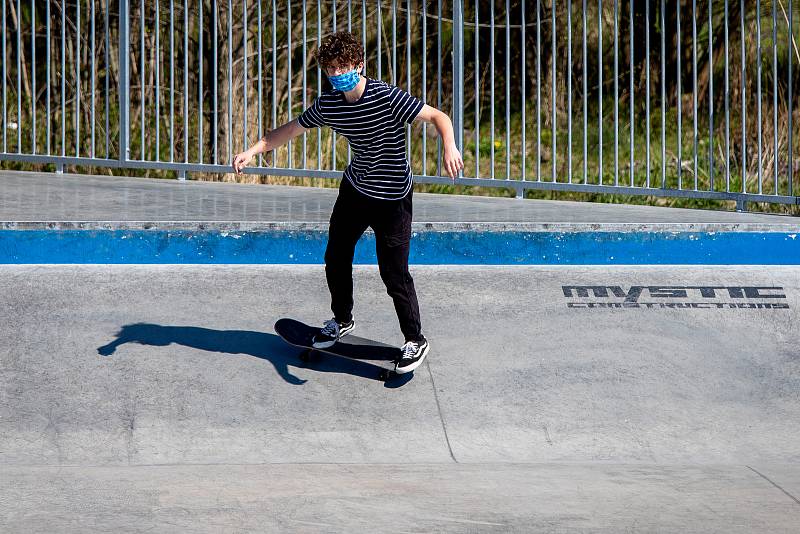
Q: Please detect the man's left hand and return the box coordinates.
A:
[443,145,464,181]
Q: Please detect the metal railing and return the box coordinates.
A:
[1,0,799,211]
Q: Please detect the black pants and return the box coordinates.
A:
[325,178,423,343]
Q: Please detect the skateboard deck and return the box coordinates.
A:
[274,318,403,381]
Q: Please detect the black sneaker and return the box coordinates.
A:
[312,317,355,349]
[395,338,429,374]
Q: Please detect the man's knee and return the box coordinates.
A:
[380,267,413,292]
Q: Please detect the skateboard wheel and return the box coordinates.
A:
[379,370,394,382]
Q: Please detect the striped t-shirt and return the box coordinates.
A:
[297,77,425,200]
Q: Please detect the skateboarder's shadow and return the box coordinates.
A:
[97,322,411,388]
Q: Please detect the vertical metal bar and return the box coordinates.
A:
[474,0,479,178]
[422,0,427,174]
[155,0,160,160]
[213,0,218,163]
[104,0,110,157]
[140,0,145,159]
[119,0,131,163]
[660,0,665,188]
[302,0,307,167]
[613,0,618,186]
[522,0,526,182]
[757,0,762,194]
[90,0,95,157]
[567,0,572,183]
[209,0,220,164]
[3,0,7,153]
[392,0,396,85]
[14,0,20,152]
[677,0,681,188]
[75,0,80,156]
[199,0,204,163]
[741,0,746,192]
[331,0,336,169]
[287,0,293,167]
[537,0,541,182]
[582,0,586,184]
[709,0,714,191]
[45,0,51,155]
[551,0,556,183]
[377,0,381,79]
[437,0,442,176]
[155,0,161,161]
[10,2,18,152]
[228,0,233,165]
[43,2,51,154]
[597,0,602,184]
[772,0,777,194]
[63,0,67,156]
[725,0,730,192]
[362,0,366,76]
[184,0,188,162]
[645,0,650,187]
[693,0,698,189]
[244,0,248,153]
[790,0,794,196]
[273,0,277,166]
[490,0,494,179]
[629,0,633,186]
[316,0,320,169]
[406,0,412,162]
[257,0,262,166]
[31,0,36,154]
[170,0,175,162]
[505,0,510,180]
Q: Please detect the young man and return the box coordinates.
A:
[233,31,463,374]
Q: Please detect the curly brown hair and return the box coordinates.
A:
[314,31,364,70]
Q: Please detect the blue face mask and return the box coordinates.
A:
[328,68,361,92]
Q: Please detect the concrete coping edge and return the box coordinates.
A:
[1,221,800,233]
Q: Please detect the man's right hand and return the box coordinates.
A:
[232,150,253,175]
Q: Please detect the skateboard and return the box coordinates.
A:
[274,318,404,381]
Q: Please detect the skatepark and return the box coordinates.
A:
[2,170,799,532]
[3,1,800,528]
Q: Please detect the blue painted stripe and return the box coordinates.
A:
[0,230,798,264]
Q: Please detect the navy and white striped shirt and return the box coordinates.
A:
[297,77,425,200]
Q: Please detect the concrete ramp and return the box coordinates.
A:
[1,171,799,531]
[2,264,800,531]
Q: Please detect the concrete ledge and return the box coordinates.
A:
[3,220,800,232]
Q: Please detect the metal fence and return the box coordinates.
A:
[1,0,799,211]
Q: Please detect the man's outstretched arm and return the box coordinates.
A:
[232,119,308,175]
[414,104,464,180]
